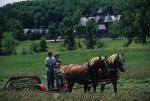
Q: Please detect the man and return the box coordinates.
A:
[45,51,56,90]
[54,53,64,88]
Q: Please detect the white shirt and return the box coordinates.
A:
[45,56,56,71]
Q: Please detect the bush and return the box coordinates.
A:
[96,40,104,48]
[109,22,124,40]
[84,19,97,49]
[77,42,82,48]
[64,36,76,50]
[28,32,42,40]
[84,39,96,49]
[59,44,67,51]
[39,37,47,52]
[30,42,39,53]
[123,38,132,47]
[0,32,17,55]
[111,33,119,39]
[22,48,32,55]
[30,37,48,53]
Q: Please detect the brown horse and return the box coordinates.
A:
[100,53,125,93]
[60,56,107,93]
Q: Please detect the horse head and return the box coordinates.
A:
[108,54,125,72]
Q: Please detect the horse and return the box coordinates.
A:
[60,56,107,93]
[100,53,125,93]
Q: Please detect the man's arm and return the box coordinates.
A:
[46,64,51,67]
[45,58,52,67]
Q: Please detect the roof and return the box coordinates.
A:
[104,14,113,23]
[97,8,103,14]
[95,16,100,23]
[23,28,49,34]
[80,17,88,26]
[79,14,121,26]
[88,17,95,20]
[98,24,106,30]
[95,16,104,23]
[111,15,122,22]
[23,28,30,34]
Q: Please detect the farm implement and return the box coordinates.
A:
[1,76,46,91]
[0,75,116,92]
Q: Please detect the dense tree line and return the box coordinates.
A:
[0,0,149,55]
[0,0,113,54]
[111,0,150,44]
[0,0,104,28]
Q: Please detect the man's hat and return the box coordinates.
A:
[54,52,59,56]
[48,50,52,54]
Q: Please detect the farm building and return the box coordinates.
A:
[79,8,121,37]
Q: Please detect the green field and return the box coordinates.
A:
[0,38,150,101]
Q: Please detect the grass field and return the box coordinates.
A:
[0,38,150,101]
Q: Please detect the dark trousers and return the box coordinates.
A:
[55,71,64,88]
[47,70,54,89]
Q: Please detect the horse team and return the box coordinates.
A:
[60,53,125,93]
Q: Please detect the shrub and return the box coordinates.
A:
[96,40,104,48]
[123,38,132,47]
[77,42,82,48]
[84,19,97,49]
[30,42,39,53]
[22,48,32,55]
[59,44,67,51]
[28,32,42,40]
[64,36,76,50]
[39,37,47,52]
[0,32,17,55]
[84,38,96,49]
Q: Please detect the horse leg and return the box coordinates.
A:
[66,78,75,93]
[112,80,117,93]
[68,82,74,93]
[83,84,89,93]
[101,84,105,93]
[87,86,91,92]
[92,80,97,93]
[92,83,97,92]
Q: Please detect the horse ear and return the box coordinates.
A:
[117,53,120,59]
[86,59,89,63]
[87,60,90,67]
[99,56,102,60]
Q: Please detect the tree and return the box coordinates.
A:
[0,32,17,55]
[30,42,39,53]
[72,9,82,25]
[59,16,76,50]
[5,19,23,41]
[85,19,98,49]
[109,21,125,39]
[28,32,42,41]
[114,0,150,44]
[46,22,57,40]
[39,37,48,52]
[0,11,7,54]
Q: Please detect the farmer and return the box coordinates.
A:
[54,53,64,88]
[45,50,56,90]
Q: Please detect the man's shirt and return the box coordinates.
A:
[54,59,62,73]
[45,56,55,71]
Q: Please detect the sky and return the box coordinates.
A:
[0,0,27,7]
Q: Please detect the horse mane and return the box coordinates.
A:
[86,56,105,66]
[107,54,119,64]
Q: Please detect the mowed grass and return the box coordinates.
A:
[0,38,150,101]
